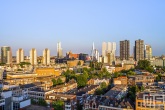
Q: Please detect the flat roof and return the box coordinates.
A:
[21,105,52,110]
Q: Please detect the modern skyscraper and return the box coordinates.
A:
[102,42,107,57]
[43,48,50,65]
[102,42,116,65]
[16,48,24,64]
[120,40,130,60]
[57,42,63,58]
[1,46,12,64]
[134,39,144,61]
[30,48,37,65]
[144,44,152,60]
[91,42,95,61]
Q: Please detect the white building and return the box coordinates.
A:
[57,42,63,58]
[43,48,50,65]
[30,48,37,65]
[102,42,116,65]
[16,48,24,64]
[102,42,107,57]
[144,44,152,60]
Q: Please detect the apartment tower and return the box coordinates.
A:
[144,44,152,60]
[120,40,130,60]
[134,39,144,61]
[30,48,37,65]
[1,46,12,64]
[57,42,63,58]
[16,48,24,64]
[43,48,50,65]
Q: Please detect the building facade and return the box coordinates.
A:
[16,48,24,64]
[30,48,37,65]
[102,42,116,65]
[43,48,50,65]
[144,44,152,60]
[120,40,130,60]
[57,42,63,58]
[134,39,144,61]
[1,46,12,64]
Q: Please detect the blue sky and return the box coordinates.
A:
[0,0,165,56]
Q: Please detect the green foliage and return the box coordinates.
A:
[0,63,6,66]
[155,73,162,81]
[95,88,104,95]
[17,69,22,71]
[57,78,63,84]
[62,70,77,82]
[52,100,64,110]
[63,67,111,88]
[95,82,108,95]
[127,71,136,76]
[31,99,36,104]
[100,82,107,89]
[52,79,57,86]
[76,74,88,88]
[136,60,154,72]
[113,72,122,78]
[19,62,31,68]
[77,61,81,65]
[89,61,103,70]
[52,78,63,86]
[127,85,144,101]
[140,86,145,92]
[38,99,47,106]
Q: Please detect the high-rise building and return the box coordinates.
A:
[144,44,152,60]
[102,42,116,65]
[1,46,12,64]
[91,42,100,61]
[134,39,144,61]
[57,42,63,58]
[120,40,130,60]
[30,48,37,65]
[43,48,50,65]
[16,48,24,64]
[102,42,107,57]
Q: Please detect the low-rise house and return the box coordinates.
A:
[28,87,54,101]
[113,76,128,85]
[99,98,134,110]
[128,73,155,86]
[46,93,76,110]
[82,95,134,110]
[76,85,100,97]
[87,78,110,85]
[53,79,77,93]
[104,85,128,100]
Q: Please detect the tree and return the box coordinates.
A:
[57,78,63,84]
[76,74,87,88]
[78,61,81,66]
[38,99,47,106]
[100,82,107,89]
[136,60,154,72]
[52,79,57,86]
[140,86,145,91]
[127,71,136,76]
[113,72,122,78]
[52,100,64,110]
[95,88,104,95]
[0,63,6,66]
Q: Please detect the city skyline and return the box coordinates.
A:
[1,1,165,56]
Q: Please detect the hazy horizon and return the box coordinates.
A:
[1,0,165,56]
